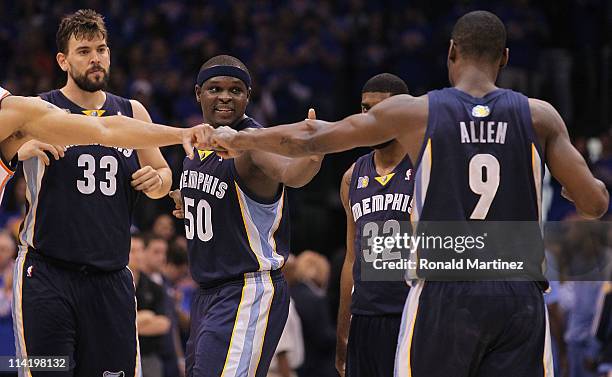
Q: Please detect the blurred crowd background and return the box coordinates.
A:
[1,0,612,376]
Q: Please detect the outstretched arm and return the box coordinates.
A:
[531,98,609,218]
[215,95,416,157]
[3,96,201,158]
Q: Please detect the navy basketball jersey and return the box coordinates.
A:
[348,151,413,315]
[180,117,290,286]
[19,90,141,270]
[411,87,545,281]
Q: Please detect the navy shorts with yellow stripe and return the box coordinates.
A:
[395,281,553,377]
[186,270,289,377]
[12,248,139,377]
[346,314,402,377]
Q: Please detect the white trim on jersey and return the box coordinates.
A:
[235,183,286,271]
[19,157,45,248]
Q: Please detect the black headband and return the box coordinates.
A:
[196,65,252,88]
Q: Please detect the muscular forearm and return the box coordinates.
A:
[29,112,185,149]
[234,121,316,157]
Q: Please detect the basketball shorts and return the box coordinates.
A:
[394,280,553,377]
[186,270,289,377]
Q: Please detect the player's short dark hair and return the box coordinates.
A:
[451,11,506,62]
[199,55,251,78]
[362,73,409,95]
[56,9,107,53]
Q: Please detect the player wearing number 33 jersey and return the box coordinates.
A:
[13,9,173,377]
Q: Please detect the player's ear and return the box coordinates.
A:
[57,52,68,72]
[246,87,251,102]
[194,85,202,103]
[448,39,457,63]
[500,47,509,68]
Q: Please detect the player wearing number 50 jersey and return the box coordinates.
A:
[177,55,322,377]
[13,10,172,377]
[208,11,609,377]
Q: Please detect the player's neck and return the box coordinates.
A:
[60,81,106,110]
[373,141,405,175]
[452,64,499,98]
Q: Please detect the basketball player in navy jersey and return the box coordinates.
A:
[209,11,609,377]
[12,9,173,376]
[336,74,411,377]
[177,55,322,377]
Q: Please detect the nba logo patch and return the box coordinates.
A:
[471,105,490,118]
[405,169,412,181]
[26,266,33,277]
[357,176,369,189]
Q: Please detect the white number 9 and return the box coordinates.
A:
[469,154,500,219]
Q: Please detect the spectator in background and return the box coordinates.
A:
[268,255,304,377]
[130,234,171,377]
[0,177,26,237]
[0,231,16,363]
[143,234,169,286]
[292,250,336,377]
[152,214,177,242]
[160,243,192,377]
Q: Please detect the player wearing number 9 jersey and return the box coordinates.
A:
[178,55,323,377]
[208,11,609,377]
[13,10,172,377]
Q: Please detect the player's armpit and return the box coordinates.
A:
[531,98,609,218]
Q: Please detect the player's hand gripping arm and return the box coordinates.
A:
[336,165,356,377]
[212,95,412,157]
[531,98,609,218]
[8,96,203,158]
[130,100,172,199]
[17,140,66,166]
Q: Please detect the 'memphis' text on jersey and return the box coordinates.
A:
[180,169,228,199]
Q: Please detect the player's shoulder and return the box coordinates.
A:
[527,97,564,133]
[240,116,263,130]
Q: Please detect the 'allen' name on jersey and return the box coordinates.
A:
[459,121,508,144]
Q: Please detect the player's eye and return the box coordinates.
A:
[97,48,107,54]
[208,87,219,93]
[231,88,242,94]
[78,50,88,55]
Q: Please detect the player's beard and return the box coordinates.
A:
[71,65,110,92]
